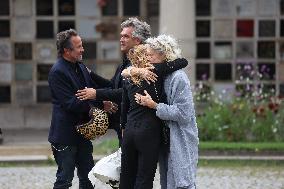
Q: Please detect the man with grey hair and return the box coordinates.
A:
[76,17,154,145]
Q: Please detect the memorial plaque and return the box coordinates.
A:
[196,63,210,80]
[213,0,233,17]
[196,20,210,37]
[37,85,51,103]
[58,20,75,32]
[78,19,101,39]
[58,0,75,16]
[15,84,33,105]
[257,63,275,80]
[0,20,10,37]
[214,20,233,38]
[258,0,278,16]
[37,21,54,39]
[236,41,254,58]
[258,41,275,59]
[237,20,254,37]
[14,17,34,40]
[196,0,211,16]
[281,0,284,15]
[236,0,256,16]
[0,86,10,103]
[213,42,232,59]
[281,20,284,37]
[280,84,284,97]
[15,63,33,81]
[259,20,276,37]
[14,0,33,16]
[0,63,12,82]
[196,42,210,58]
[147,0,159,16]
[0,41,11,61]
[36,0,53,15]
[36,42,56,62]
[214,63,232,81]
[37,64,52,81]
[78,0,100,17]
[97,41,120,60]
[14,43,32,60]
[83,41,96,59]
[0,0,9,15]
[280,42,284,59]
[123,0,140,16]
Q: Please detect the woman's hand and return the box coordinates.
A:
[76,88,96,100]
[103,101,118,114]
[134,90,157,109]
[121,67,157,84]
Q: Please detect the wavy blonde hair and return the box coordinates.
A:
[127,44,152,86]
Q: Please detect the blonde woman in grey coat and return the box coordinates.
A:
[133,35,199,189]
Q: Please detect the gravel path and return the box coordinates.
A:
[0,166,284,189]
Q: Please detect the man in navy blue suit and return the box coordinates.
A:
[48,29,102,189]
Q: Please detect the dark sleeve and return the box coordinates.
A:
[120,86,129,129]
[96,88,123,102]
[160,58,188,76]
[89,71,112,88]
[48,70,91,114]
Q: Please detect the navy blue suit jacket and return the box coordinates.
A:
[48,57,102,145]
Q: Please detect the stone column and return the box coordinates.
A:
[159,0,196,83]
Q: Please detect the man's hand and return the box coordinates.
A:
[76,88,96,100]
[121,66,158,84]
[103,101,118,114]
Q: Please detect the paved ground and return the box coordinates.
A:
[0,166,284,189]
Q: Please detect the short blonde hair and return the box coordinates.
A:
[146,34,182,61]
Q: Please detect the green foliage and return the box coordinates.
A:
[197,97,284,142]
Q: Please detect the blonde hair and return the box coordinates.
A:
[146,34,182,61]
[127,44,152,86]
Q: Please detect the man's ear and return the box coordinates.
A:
[134,38,142,45]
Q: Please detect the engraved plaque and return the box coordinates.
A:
[259,20,276,37]
[0,20,10,37]
[257,63,275,80]
[280,83,284,97]
[0,0,9,15]
[14,0,33,16]
[14,17,34,40]
[36,0,53,15]
[258,0,278,16]
[196,42,210,58]
[213,0,233,17]
[237,20,254,37]
[77,0,100,17]
[58,0,75,15]
[214,20,233,38]
[0,63,12,82]
[58,20,75,32]
[15,63,33,81]
[83,41,96,59]
[123,0,140,16]
[258,41,275,59]
[14,43,32,60]
[0,41,11,61]
[278,64,284,82]
[37,21,54,39]
[78,19,101,39]
[0,86,10,103]
[215,63,232,81]
[214,42,232,59]
[196,20,210,37]
[15,84,33,105]
[236,41,254,58]
[236,62,254,80]
[36,42,56,62]
[97,41,120,60]
[236,0,256,16]
[37,85,51,103]
[196,0,211,16]
[37,64,52,81]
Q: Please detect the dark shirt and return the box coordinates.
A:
[120,58,188,129]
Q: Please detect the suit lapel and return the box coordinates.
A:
[79,63,92,88]
[67,66,82,89]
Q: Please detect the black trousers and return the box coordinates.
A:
[51,140,94,189]
[119,119,162,189]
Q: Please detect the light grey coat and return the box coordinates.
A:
[156,70,199,189]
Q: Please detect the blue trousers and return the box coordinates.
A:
[51,140,94,189]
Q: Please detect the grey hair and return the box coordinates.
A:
[146,35,182,61]
[56,29,78,57]
[121,17,151,43]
